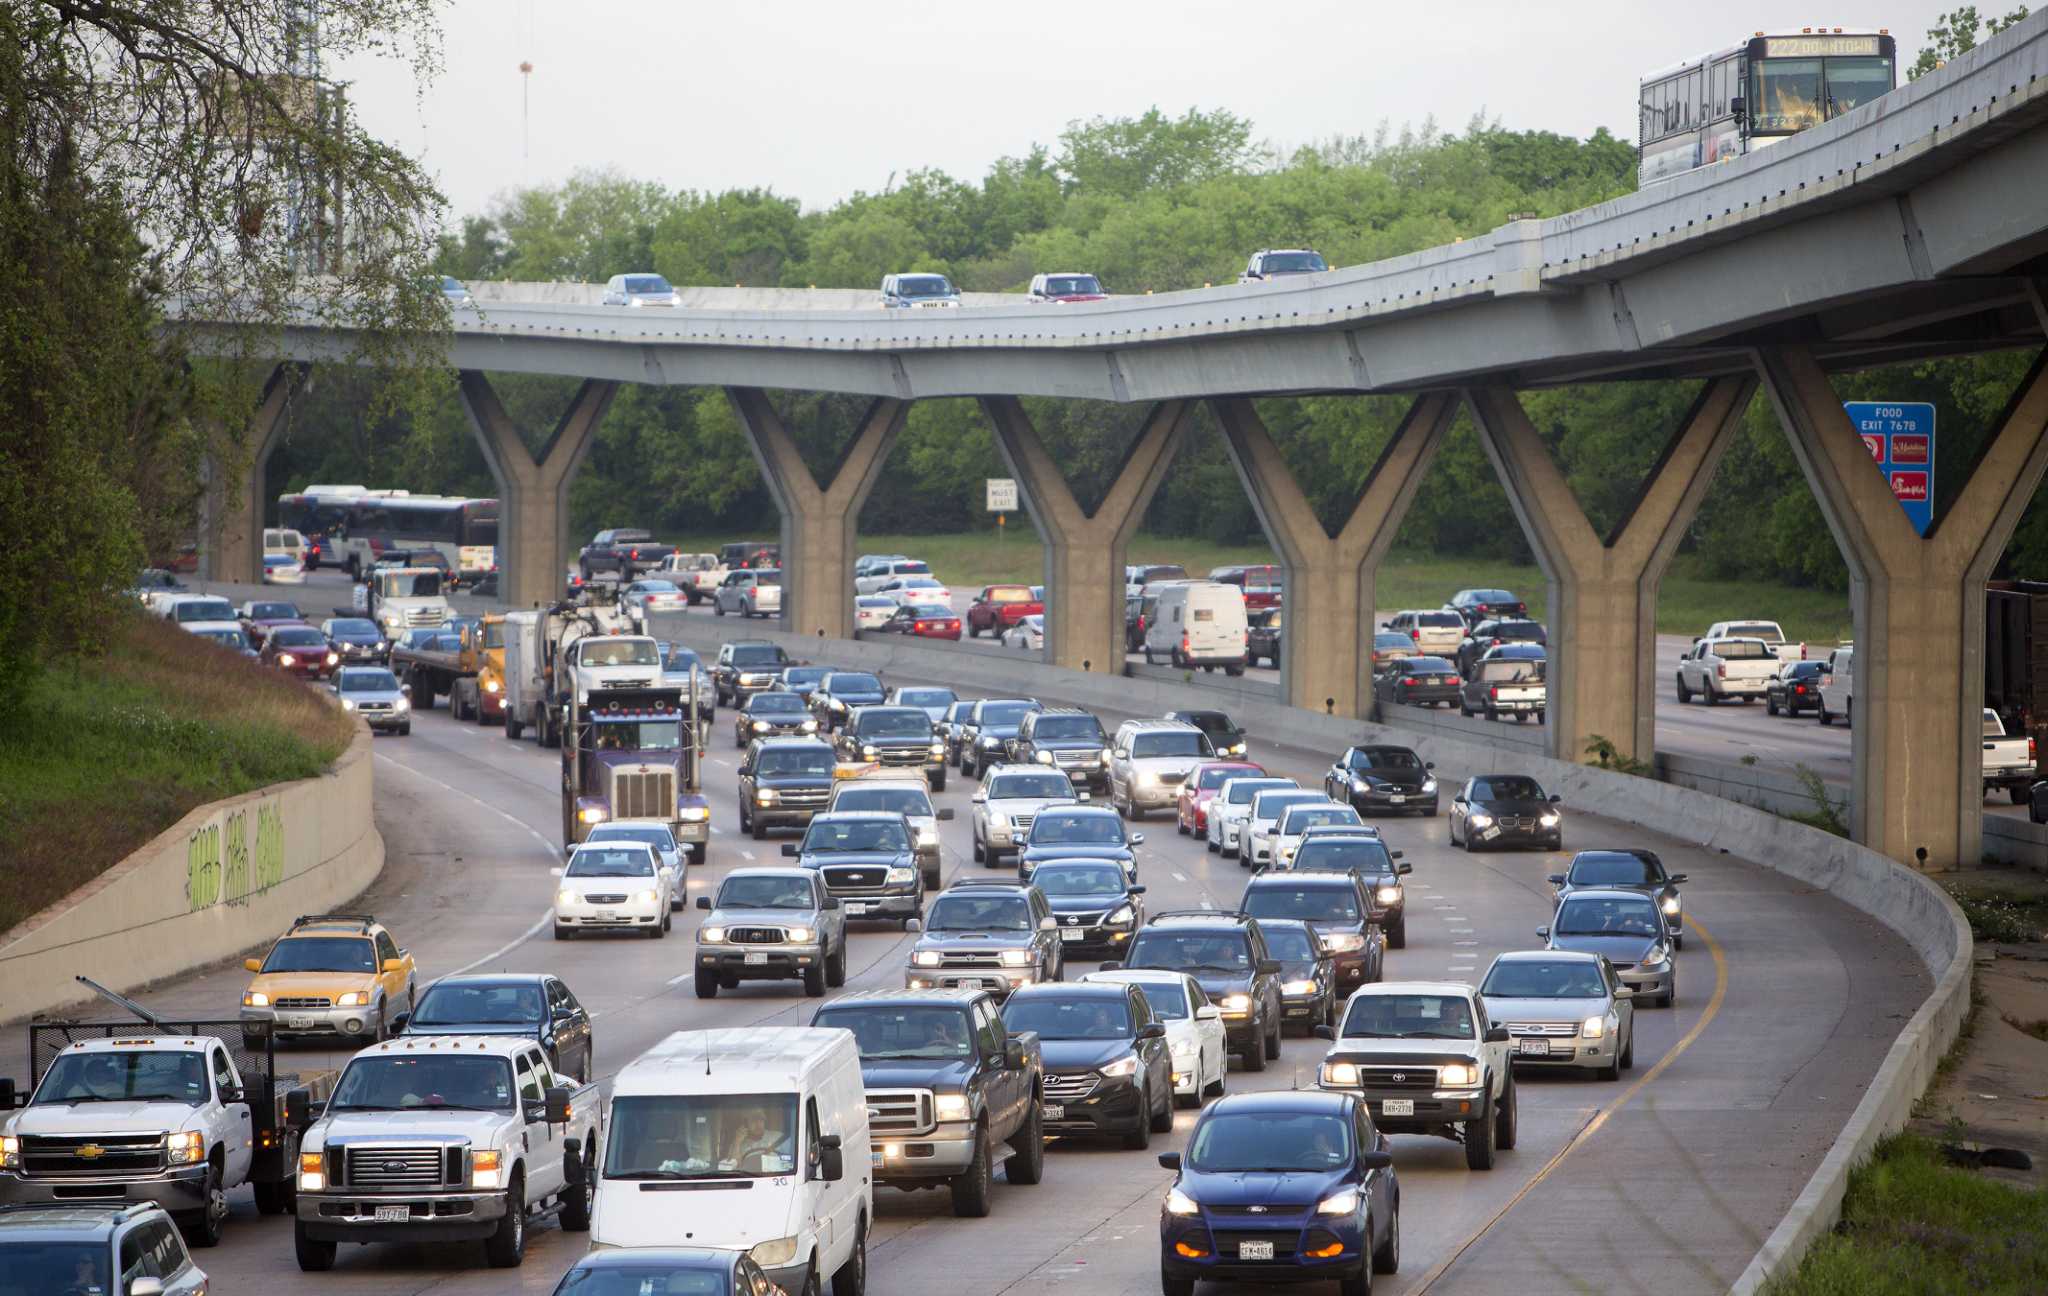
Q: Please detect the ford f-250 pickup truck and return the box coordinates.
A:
[811,988,1044,1217]
[289,1033,599,1271]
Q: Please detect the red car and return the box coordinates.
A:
[238,600,307,648]
[260,624,338,680]
[881,602,962,641]
[1210,564,1285,612]
[1176,760,1268,836]
[966,584,1043,637]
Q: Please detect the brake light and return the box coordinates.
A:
[2031,737,2039,761]
[1182,636,1191,654]
[1489,686,1499,699]
[1402,676,1417,686]
[1794,685,1806,694]
[1716,664,1727,679]
[1410,629,1420,641]
[915,621,930,632]
[1490,638,1501,647]
[1448,676,1462,686]
[629,548,639,559]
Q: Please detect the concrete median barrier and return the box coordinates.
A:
[0,723,384,1026]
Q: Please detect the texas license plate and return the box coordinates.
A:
[1237,1241,1275,1261]
[844,902,870,915]
[285,1016,315,1030]
[1381,1098,1415,1116]
[595,910,616,921]
[1042,1103,1065,1121]
[744,952,768,965]
[1518,1038,1551,1057]
[1060,929,1084,941]
[1389,794,1405,803]
[1481,826,1502,841]
[374,1204,409,1223]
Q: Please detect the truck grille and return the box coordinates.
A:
[1053,750,1100,768]
[730,927,786,944]
[778,787,830,808]
[342,1144,457,1190]
[275,996,333,1009]
[1347,1066,1442,1091]
[933,951,1007,968]
[583,893,629,905]
[872,747,927,766]
[402,607,441,627]
[1505,1022,1577,1037]
[866,1089,934,1136]
[822,866,889,890]
[612,770,676,820]
[1043,1072,1099,1101]
[20,1134,165,1176]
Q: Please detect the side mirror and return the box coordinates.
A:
[971,792,987,804]
[1312,1024,1335,1040]
[1195,1004,1221,1021]
[1257,959,1282,975]
[1097,960,1123,971]
[1138,1022,1167,1041]
[389,1011,411,1033]
[1424,761,1436,770]
[822,897,841,911]
[905,917,923,933]
[696,896,712,910]
[1157,1152,1183,1171]
[1038,915,1058,931]
[818,1133,844,1182]
[1535,926,1550,939]
[1549,794,1562,804]
[1485,1025,1511,1043]
[1670,873,1689,884]
[1359,1150,1394,1171]
[1391,851,1406,861]
[782,844,800,857]
[1130,833,1145,846]
[1615,987,1636,1000]
[1546,874,1566,886]
[217,1084,246,1105]
[544,1084,573,1125]
[284,1087,311,1131]
[1113,748,1129,759]
[128,1279,167,1296]
[550,866,565,877]
[244,958,262,973]
[1130,885,1147,895]
[401,684,412,697]
[937,808,955,821]
[383,958,406,974]
[1004,1039,1027,1070]
[1396,862,1412,874]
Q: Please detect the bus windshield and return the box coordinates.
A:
[1753,55,1893,132]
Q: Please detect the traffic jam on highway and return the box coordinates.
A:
[4,548,1743,1296]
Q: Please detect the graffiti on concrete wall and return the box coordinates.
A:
[186,798,288,912]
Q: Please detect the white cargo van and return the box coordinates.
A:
[592,1028,872,1295]
[1818,646,1854,726]
[1142,581,1249,674]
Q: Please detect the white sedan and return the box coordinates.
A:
[581,822,687,909]
[1002,615,1045,652]
[552,841,673,938]
[1082,969,1228,1106]
[263,554,305,584]
[855,595,898,630]
[878,576,953,606]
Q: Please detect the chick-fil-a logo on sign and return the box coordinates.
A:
[1844,402,1936,536]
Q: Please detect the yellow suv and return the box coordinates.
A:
[239,913,417,1046]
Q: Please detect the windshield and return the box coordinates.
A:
[662,646,702,672]
[1281,807,1359,834]
[1129,930,1250,973]
[327,618,378,636]
[1260,251,1328,274]
[834,787,928,816]
[756,747,833,778]
[605,1093,799,1179]
[1472,776,1544,801]
[987,772,1073,801]
[1126,980,1188,1020]
[1246,886,1360,923]
[1478,660,1545,683]
[331,1055,514,1111]
[1373,633,1412,651]
[1481,959,1607,999]
[1028,813,1122,845]
[262,936,376,973]
[1176,714,1233,738]
[338,670,400,693]
[1257,924,1320,961]
[731,646,788,667]
[1490,621,1544,639]
[1131,732,1211,758]
[1044,275,1101,295]
[588,825,678,852]
[895,276,953,298]
[378,572,442,597]
[813,1006,973,1060]
[635,580,680,594]
[1224,779,1291,806]
[1194,764,1252,791]
[1753,54,1892,132]
[202,629,252,650]
[34,1051,207,1104]
[566,848,655,878]
[1350,748,1421,771]
[828,674,882,694]
[1032,716,1103,741]
[1003,995,1132,1040]
[802,819,910,852]
[175,599,235,622]
[579,639,659,667]
[1291,838,1394,875]
[592,719,681,751]
[1252,792,1321,821]
[1190,1111,1349,1172]
[1555,897,1661,938]
[249,602,297,618]
[623,275,672,294]
[1569,852,1663,886]
[782,667,827,686]
[0,1243,108,1292]
[747,693,807,715]
[1342,993,1476,1040]
[1713,640,1771,660]
[891,562,931,575]
[855,709,932,738]
[1030,864,1127,897]
[925,894,1033,932]
[977,702,1036,726]
[716,875,814,910]
[556,1264,729,1295]
[411,982,545,1026]
[1464,590,1515,604]
[987,587,1031,603]
[897,688,955,707]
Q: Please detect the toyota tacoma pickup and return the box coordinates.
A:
[578,529,674,582]
[811,989,1044,1217]
[1315,980,1516,1170]
[289,1034,599,1271]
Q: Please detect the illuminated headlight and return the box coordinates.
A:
[1281,978,1320,996]
[557,889,579,907]
[374,641,387,651]
[753,720,770,732]
[915,828,938,848]
[394,697,410,712]
[471,1149,503,1190]
[325,652,338,666]
[484,679,501,693]
[1375,884,1403,904]
[278,653,296,666]
[1421,778,1438,793]
[1219,993,1252,1014]
[340,698,357,711]
[750,1237,800,1268]
[1034,750,1053,764]
[1099,751,1111,767]
[998,948,1035,968]
[1661,895,1681,916]
[166,1131,205,1165]
[1317,1186,1360,1216]
[335,991,370,1007]
[677,806,710,822]
[1321,932,1366,954]
[1135,770,1157,786]
[829,698,847,711]
[1169,1037,1196,1057]
[885,866,916,885]
[1321,1060,1360,1087]
[928,742,944,756]
[980,735,1002,748]
[912,950,942,967]
[1581,1015,1606,1039]
[933,1093,971,1122]
[861,744,878,757]
[700,927,727,944]
[0,1135,18,1169]
[1098,1055,1139,1079]
[1106,904,1135,926]
[633,889,660,906]
[243,991,270,1007]
[578,806,608,825]
[801,719,818,732]
[1539,812,1561,828]
[1225,743,1247,756]
[1165,1186,1200,1216]
[297,1152,325,1191]
[756,791,779,806]
[1468,812,1494,828]
[1351,776,1371,792]
[1437,1062,1479,1087]
[785,926,815,943]
[1279,846,1295,862]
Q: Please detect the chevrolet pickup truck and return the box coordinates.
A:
[1315,980,1516,1170]
[1696,620,1806,663]
[578,529,674,582]
[1983,708,2039,804]
[289,1034,599,1271]
[810,989,1044,1217]
[1674,637,1778,705]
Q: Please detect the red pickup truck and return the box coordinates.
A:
[966,584,1043,637]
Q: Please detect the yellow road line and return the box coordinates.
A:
[1409,918,1729,1292]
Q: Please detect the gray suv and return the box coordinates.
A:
[693,868,847,999]
[0,1202,207,1294]
[1009,708,1111,793]
[906,882,1062,999]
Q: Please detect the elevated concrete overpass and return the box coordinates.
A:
[194,13,2048,869]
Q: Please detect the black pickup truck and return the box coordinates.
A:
[578,529,675,581]
[810,988,1045,1217]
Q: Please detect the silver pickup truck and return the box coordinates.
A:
[1315,981,1516,1171]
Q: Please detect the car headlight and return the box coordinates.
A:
[700,926,727,944]
[325,652,338,666]
[753,720,769,732]
[557,889,579,907]
[912,950,941,967]
[1135,770,1157,786]
[750,1237,800,1268]
[1165,1186,1201,1216]
[1468,812,1494,828]
[1642,944,1670,967]
[634,889,660,905]
[1317,1187,1360,1216]
[278,653,296,665]
[773,925,812,944]
[1437,1062,1479,1087]
[243,991,270,1007]
[1351,776,1371,791]
[0,1135,18,1170]
[829,698,846,711]
[578,806,608,824]
[885,866,915,885]
[934,1093,972,1122]
[1219,993,1251,1014]
[756,790,779,806]
[1321,932,1366,954]
[998,948,1035,968]
[484,679,500,693]
[980,735,1002,748]
[916,828,938,847]
[1281,979,1320,996]
[1375,884,1403,903]
[340,698,357,711]
[678,806,709,822]
[1098,1055,1139,1079]
[297,1151,325,1191]
[1107,904,1135,926]
[1170,1036,1196,1057]
[471,1148,503,1189]
[1226,743,1247,756]
[801,719,818,732]
[1321,1061,1360,1087]
[166,1131,205,1165]
[374,641,387,651]
[1099,751,1111,766]
[1539,812,1561,828]
[1034,750,1053,764]
[394,696,410,712]
[335,991,369,1007]
[861,744,878,757]
[1661,895,1681,915]
[1581,1015,1606,1039]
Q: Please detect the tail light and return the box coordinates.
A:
[2031,737,2039,761]
[1449,676,1462,686]
[1799,643,1809,660]
[915,621,930,632]
[1716,664,1727,679]
[1410,629,1421,641]
[1489,686,1500,699]
[1794,685,1806,694]
[1402,676,1417,686]
[1490,638,1502,647]
[629,548,640,560]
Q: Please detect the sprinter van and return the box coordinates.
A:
[592,1028,872,1295]
[1143,580,1249,674]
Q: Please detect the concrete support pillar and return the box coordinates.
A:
[1758,345,2048,867]
[200,363,308,584]
[457,371,617,609]
[981,398,1193,673]
[1464,376,1757,764]
[1210,395,1456,716]
[725,389,908,639]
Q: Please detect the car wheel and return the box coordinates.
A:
[1004,1096,1046,1184]
[185,1162,228,1247]
[1122,1089,1154,1150]
[1495,1074,1518,1150]
[1372,1194,1401,1274]
[694,969,717,998]
[293,1218,337,1272]
[950,1123,994,1217]
[1207,836,1219,854]
[971,833,985,864]
[483,1175,525,1268]
[803,958,827,997]
[1162,1270,1197,1296]
[1242,1029,1267,1073]
[1177,816,1189,836]
[1388,916,1406,950]
[1675,675,1691,704]
[827,938,847,987]
[931,770,946,792]
[1766,694,1779,716]
[832,1217,868,1296]
[1464,1097,1497,1170]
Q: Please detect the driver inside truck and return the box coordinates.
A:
[595,725,629,751]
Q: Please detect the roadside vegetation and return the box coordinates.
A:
[0,610,353,937]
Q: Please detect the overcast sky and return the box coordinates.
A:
[337,0,1956,223]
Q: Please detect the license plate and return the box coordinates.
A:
[1060,929,1084,941]
[1518,1038,1551,1057]
[844,902,870,916]
[1382,1098,1415,1117]
[595,910,616,921]
[744,952,768,965]
[1481,826,1502,841]
[285,1016,315,1030]
[1389,794,1405,803]
[374,1204,409,1223]
[1042,1103,1065,1121]
[1238,1241,1275,1261]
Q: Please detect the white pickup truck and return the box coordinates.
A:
[1696,620,1806,662]
[1675,637,1779,705]
[291,1034,600,1271]
[1982,709,2038,804]
[1314,981,1517,1170]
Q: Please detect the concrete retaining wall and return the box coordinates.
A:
[470,282,1020,310]
[657,616,1970,1292]
[0,724,385,1025]
[1984,812,2048,870]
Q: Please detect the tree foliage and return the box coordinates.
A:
[1908,5,2031,80]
